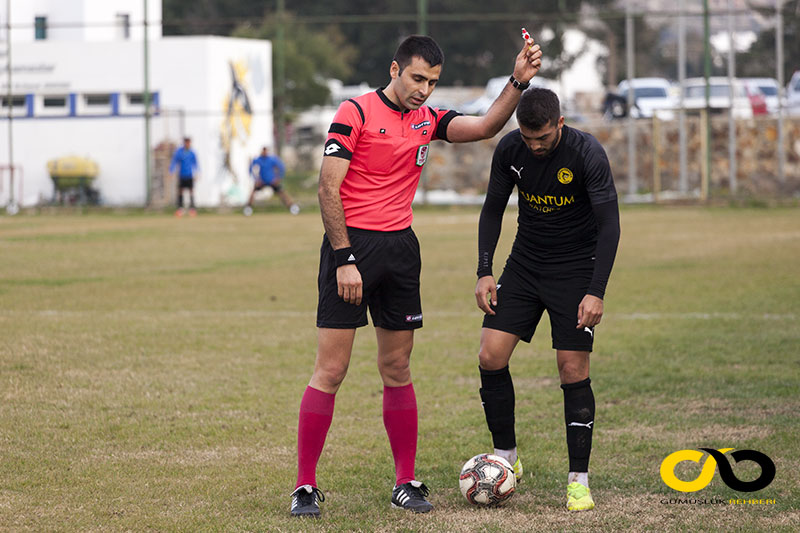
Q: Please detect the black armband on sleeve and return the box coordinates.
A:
[435,110,462,143]
[587,198,620,299]
[323,138,352,160]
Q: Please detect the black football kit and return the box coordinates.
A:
[477,125,620,350]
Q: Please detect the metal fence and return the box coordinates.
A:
[2,1,798,211]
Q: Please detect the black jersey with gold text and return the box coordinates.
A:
[485,125,617,270]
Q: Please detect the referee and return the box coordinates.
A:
[474,88,620,512]
[290,34,542,518]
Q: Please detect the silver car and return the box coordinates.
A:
[787,71,800,116]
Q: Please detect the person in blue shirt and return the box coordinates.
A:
[244,146,299,216]
[169,137,199,216]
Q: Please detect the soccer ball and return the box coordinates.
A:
[459,453,516,506]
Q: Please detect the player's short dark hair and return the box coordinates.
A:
[516,88,561,131]
[393,35,444,72]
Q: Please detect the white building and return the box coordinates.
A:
[1,0,273,207]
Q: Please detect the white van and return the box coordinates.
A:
[616,78,677,120]
[682,77,758,119]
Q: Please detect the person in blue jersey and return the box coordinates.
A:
[169,137,200,217]
[474,88,620,512]
[244,146,299,216]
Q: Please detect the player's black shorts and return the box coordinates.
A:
[482,258,595,351]
[254,180,282,193]
[317,227,422,330]
[178,178,194,190]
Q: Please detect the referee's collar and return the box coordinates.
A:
[377,88,411,114]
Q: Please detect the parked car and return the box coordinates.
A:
[742,77,780,115]
[682,77,762,119]
[787,70,800,116]
[612,78,677,120]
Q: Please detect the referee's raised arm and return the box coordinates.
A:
[446,39,543,143]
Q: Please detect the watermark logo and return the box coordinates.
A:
[660,448,775,493]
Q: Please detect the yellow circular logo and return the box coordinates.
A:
[660,448,733,492]
[557,168,573,184]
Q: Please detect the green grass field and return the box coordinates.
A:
[1,206,798,532]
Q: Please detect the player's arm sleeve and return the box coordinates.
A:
[169,150,179,173]
[477,145,515,277]
[583,137,620,298]
[431,108,462,143]
[587,198,620,298]
[323,99,363,160]
[277,158,286,178]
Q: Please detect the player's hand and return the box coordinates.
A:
[337,264,363,306]
[577,294,603,329]
[475,275,498,316]
[513,36,542,83]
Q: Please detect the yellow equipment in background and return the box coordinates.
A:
[47,156,100,204]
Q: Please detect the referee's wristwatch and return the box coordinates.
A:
[509,75,530,91]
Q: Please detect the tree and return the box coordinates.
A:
[736,0,800,83]
[233,17,358,111]
[164,0,615,87]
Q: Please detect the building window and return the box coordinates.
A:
[44,96,67,108]
[35,16,47,40]
[85,94,112,106]
[1,95,26,108]
[127,93,145,105]
[116,13,130,40]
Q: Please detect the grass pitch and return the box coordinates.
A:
[1,206,798,532]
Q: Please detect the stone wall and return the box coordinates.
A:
[421,115,800,198]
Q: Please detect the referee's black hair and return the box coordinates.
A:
[393,35,444,73]
[516,87,561,131]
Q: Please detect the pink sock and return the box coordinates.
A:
[296,386,335,489]
[383,383,418,485]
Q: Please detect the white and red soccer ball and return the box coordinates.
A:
[459,453,516,506]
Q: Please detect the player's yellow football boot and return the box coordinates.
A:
[566,481,595,511]
[512,457,524,483]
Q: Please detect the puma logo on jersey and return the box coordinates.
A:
[584,326,594,338]
[568,420,594,429]
[510,165,524,180]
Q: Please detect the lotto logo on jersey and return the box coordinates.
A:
[557,167,573,184]
[416,144,430,167]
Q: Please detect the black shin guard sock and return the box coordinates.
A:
[479,366,516,450]
[561,378,595,473]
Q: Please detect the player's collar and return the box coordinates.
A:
[377,88,411,114]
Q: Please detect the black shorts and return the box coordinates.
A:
[255,180,282,193]
[178,178,194,190]
[316,227,422,330]
[482,258,595,351]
